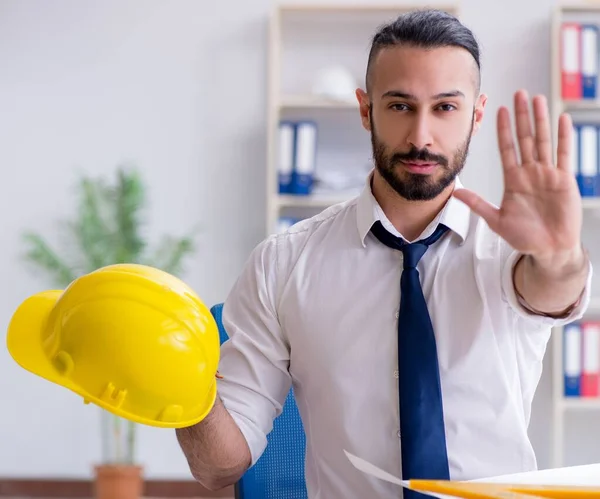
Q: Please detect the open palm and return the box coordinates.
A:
[454,90,582,260]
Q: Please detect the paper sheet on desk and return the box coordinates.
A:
[344,449,600,499]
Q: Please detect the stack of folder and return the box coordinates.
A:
[560,22,598,100]
[559,22,600,197]
[571,124,600,198]
[564,321,600,398]
[277,120,318,196]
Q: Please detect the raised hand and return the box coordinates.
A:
[453,89,583,266]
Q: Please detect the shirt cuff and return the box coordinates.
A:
[502,250,594,327]
[216,373,270,467]
[223,403,268,467]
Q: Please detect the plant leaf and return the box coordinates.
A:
[146,235,195,276]
[69,176,116,271]
[112,167,146,263]
[21,232,76,287]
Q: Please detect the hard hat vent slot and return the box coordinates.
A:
[101,382,127,408]
[53,351,74,377]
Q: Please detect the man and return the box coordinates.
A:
[176,9,593,498]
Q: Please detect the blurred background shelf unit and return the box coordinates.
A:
[265,3,460,235]
[551,3,600,469]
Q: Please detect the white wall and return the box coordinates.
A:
[0,0,598,480]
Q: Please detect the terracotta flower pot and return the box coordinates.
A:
[94,464,144,499]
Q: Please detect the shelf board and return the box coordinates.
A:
[558,4,600,13]
[583,197,600,210]
[276,193,357,208]
[560,397,600,410]
[279,95,358,110]
[588,297,600,315]
[562,99,600,111]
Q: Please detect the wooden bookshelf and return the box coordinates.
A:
[550,3,600,470]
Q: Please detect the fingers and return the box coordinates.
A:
[556,113,573,171]
[497,106,519,171]
[514,90,537,165]
[500,90,554,168]
[533,95,553,165]
[452,188,500,233]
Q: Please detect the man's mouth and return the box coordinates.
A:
[400,160,439,174]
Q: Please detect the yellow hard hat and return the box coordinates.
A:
[6,263,220,428]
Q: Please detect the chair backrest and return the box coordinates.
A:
[209,304,308,499]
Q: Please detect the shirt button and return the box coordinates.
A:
[397,430,401,438]
[393,370,399,378]
[395,310,399,319]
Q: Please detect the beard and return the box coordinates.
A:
[370,112,473,201]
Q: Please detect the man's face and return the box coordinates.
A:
[358,45,486,201]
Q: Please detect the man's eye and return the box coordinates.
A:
[390,103,409,111]
[438,104,456,111]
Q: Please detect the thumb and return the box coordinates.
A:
[453,188,500,232]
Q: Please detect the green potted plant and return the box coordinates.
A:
[21,166,197,499]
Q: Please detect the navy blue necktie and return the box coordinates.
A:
[370,220,450,497]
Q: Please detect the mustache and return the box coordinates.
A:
[390,146,448,167]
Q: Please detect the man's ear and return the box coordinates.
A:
[471,93,487,135]
[355,88,372,132]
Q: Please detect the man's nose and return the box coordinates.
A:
[406,114,434,149]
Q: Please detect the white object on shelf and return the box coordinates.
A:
[311,65,358,103]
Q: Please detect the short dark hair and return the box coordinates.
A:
[366,9,481,93]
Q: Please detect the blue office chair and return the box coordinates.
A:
[209,303,308,499]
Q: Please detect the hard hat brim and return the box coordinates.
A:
[6,289,68,388]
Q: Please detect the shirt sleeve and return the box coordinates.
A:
[215,235,291,466]
[501,246,594,328]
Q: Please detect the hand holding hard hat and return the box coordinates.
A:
[6,263,221,429]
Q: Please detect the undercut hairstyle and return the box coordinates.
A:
[365,9,481,94]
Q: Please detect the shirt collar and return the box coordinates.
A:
[356,171,471,247]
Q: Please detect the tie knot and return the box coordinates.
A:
[369,221,450,269]
[402,243,427,269]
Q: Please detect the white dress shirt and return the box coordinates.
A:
[216,174,593,498]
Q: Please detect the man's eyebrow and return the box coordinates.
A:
[381,90,465,100]
[433,90,465,99]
